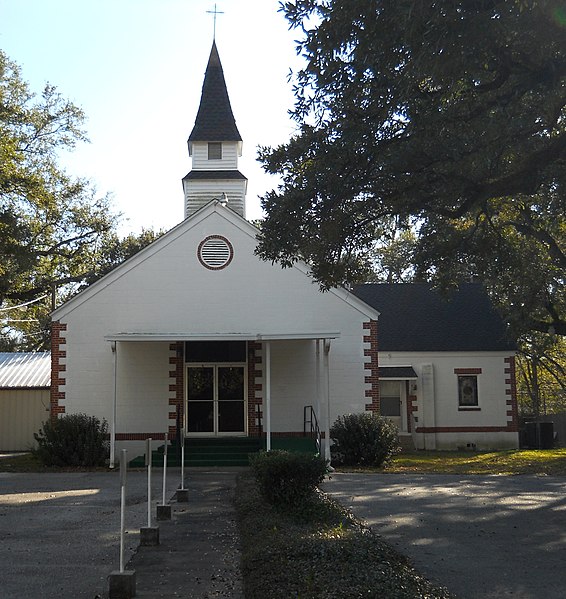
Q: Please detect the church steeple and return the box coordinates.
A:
[183,41,247,219]
[188,41,242,149]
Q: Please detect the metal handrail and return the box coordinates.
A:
[304,405,322,455]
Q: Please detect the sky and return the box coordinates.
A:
[0,0,304,234]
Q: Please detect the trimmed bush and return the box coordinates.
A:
[34,413,109,467]
[330,413,401,468]
[249,450,327,507]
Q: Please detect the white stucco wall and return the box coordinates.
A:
[380,352,518,450]
[52,204,376,456]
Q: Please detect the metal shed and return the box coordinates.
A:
[0,353,51,451]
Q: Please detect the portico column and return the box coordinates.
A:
[315,340,321,430]
[110,341,117,468]
[323,339,331,463]
[265,341,271,451]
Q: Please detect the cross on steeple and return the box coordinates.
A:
[206,3,224,39]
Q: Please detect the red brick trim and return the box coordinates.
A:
[454,368,483,375]
[416,426,512,433]
[50,321,67,419]
[504,356,519,432]
[168,342,184,439]
[247,341,263,437]
[116,433,167,440]
[363,320,379,412]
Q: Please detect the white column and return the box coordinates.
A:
[323,339,332,463]
[265,341,271,451]
[110,341,117,468]
[315,340,321,422]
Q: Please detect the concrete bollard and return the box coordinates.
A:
[108,570,136,599]
[140,525,160,546]
[140,438,159,545]
[108,449,136,598]
[176,488,189,502]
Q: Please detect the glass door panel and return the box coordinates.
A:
[187,367,214,433]
[186,365,246,435]
[218,366,245,433]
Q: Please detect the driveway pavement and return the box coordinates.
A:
[0,468,242,599]
[0,470,162,598]
[3,467,565,598]
[322,473,566,599]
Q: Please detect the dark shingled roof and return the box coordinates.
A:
[379,366,418,379]
[188,41,242,143]
[183,170,247,181]
[352,283,516,352]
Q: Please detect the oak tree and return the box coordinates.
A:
[257,0,566,337]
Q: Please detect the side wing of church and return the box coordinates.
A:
[50,42,518,464]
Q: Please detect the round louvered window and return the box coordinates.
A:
[197,235,234,270]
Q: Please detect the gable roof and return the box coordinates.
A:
[188,41,242,143]
[352,283,516,352]
[0,352,51,388]
[52,201,379,322]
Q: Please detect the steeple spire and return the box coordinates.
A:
[182,41,248,220]
[188,41,242,150]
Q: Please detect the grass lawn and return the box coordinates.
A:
[385,448,566,476]
[0,452,110,472]
[0,452,47,472]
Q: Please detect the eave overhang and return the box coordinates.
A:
[105,331,341,342]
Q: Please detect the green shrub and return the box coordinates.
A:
[249,450,327,507]
[330,413,401,468]
[33,413,109,467]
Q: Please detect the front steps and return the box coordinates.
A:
[129,436,318,468]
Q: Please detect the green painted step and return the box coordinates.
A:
[128,436,318,468]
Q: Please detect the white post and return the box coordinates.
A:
[161,433,168,505]
[119,449,127,572]
[110,341,117,468]
[180,429,185,491]
[146,438,152,528]
[265,341,271,451]
[324,340,332,463]
[315,339,321,426]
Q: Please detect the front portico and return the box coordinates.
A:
[104,331,343,467]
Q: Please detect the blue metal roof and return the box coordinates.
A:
[0,352,51,388]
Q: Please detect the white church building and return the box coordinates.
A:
[50,42,519,466]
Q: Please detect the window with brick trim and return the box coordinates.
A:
[458,375,479,407]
